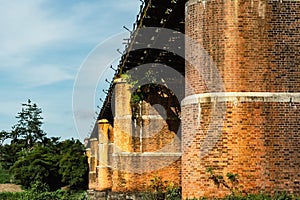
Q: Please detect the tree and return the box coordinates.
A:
[0,130,9,146]
[58,139,88,189]
[0,142,23,170]
[2,100,88,191]
[11,99,46,149]
[10,139,88,191]
[10,144,62,190]
[0,130,13,170]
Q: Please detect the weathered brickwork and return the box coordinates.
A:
[86,120,114,191]
[87,78,182,193]
[186,0,300,95]
[87,0,300,198]
[183,0,300,198]
[112,158,181,192]
[182,100,300,198]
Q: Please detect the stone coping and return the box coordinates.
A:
[182,92,300,106]
[186,0,300,7]
[112,152,182,157]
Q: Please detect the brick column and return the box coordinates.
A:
[111,79,182,192]
[112,78,134,191]
[89,137,98,190]
[96,119,113,191]
[183,0,300,198]
[113,78,133,152]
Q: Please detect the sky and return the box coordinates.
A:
[0,0,141,141]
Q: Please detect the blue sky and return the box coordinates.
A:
[0,0,140,141]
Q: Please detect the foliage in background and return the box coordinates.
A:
[0,181,87,200]
[0,142,24,170]
[0,191,87,200]
[0,99,47,170]
[0,100,88,192]
[11,99,46,149]
[0,165,11,184]
[58,139,89,189]
[9,138,88,191]
[9,143,61,190]
[0,130,9,146]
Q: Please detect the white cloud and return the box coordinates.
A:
[0,0,140,59]
[0,0,77,57]
[0,0,91,87]
[0,0,141,140]
[0,0,140,84]
[16,64,74,87]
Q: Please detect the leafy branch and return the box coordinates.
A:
[206,168,241,196]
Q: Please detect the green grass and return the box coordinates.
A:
[0,190,87,200]
[186,192,300,200]
[0,192,24,200]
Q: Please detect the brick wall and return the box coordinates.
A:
[99,78,182,192]
[88,1,300,197]
[183,0,300,198]
[112,157,181,192]
[186,0,300,94]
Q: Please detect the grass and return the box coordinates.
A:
[0,190,87,200]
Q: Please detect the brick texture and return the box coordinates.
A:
[87,0,300,198]
[183,0,300,198]
[186,0,300,95]
[88,78,182,192]
[112,80,181,192]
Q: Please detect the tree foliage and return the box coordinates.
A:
[0,130,9,146]
[58,139,88,189]
[0,99,88,191]
[10,144,61,190]
[11,99,46,149]
[9,138,88,191]
[0,142,23,170]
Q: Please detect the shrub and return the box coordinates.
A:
[0,168,11,183]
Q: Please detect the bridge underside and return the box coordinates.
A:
[86,0,300,198]
[85,0,187,193]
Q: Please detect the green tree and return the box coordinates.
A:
[0,142,23,170]
[0,130,13,170]
[58,139,88,189]
[0,130,9,146]
[10,139,88,191]
[2,100,88,191]
[11,99,46,149]
[10,144,61,190]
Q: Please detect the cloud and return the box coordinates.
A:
[16,64,74,87]
[0,0,77,58]
[0,62,74,88]
[0,0,140,58]
[0,0,141,140]
[0,0,140,83]
[0,0,92,87]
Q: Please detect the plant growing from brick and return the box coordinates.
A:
[206,168,241,196]
[149,175,167,193]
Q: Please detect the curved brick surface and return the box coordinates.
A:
[183,0,300,198]
[185,0,300,95]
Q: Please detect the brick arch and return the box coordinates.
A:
[131,84,181,135]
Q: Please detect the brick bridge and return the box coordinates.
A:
[85,0,300,199]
